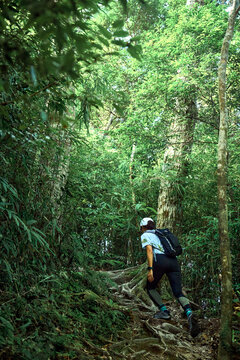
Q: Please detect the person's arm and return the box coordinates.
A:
[146,245,154,282]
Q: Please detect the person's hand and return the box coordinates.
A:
[147,270,154,282]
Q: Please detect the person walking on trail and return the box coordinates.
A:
[140,217,200,338]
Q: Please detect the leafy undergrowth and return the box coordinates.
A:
[0,269,129,360]
[1,265,239,360]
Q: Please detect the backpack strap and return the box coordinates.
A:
[145,230,160,261]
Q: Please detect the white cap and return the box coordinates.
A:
[140,217,154,227]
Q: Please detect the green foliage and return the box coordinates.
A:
[0,2,141,357]
[0,0,141,89]
[180,217,221,316]
[180,213,240,317]
[0,270,128,359]
[1,0,240,357]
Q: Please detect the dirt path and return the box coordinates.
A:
[100,267,219,360]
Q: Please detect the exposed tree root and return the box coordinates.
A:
[102,266,219,360]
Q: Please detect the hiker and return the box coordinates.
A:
[140,217,200,337]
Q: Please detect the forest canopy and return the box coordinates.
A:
[0,0,240,359]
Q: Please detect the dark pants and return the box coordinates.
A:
[147,254,190,309]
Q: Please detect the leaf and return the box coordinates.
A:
[0,316,14,331]
[32,227,46,237]
[98,35,110,47]
[92,42,103,51]
[17,218,29,232]
[127,44,142,60]
[130,35,141,42]
[26,220,38,225]
[20,320,32,330]
[113,30,129,38]
[118,0,127,13]
[146,207,157,214]
[39,275,55,283]
[97,25,112,40]
[112,39,126,47]
[88,97,103,108]
[113,103,124,116]
[83,290,101,301]
[135,203,144,210]
[3,260,13,281]
[0,178,18,198]
[13,214,19,225]
[31,230,47,246]
[2,181,7,191]
[112,19,124,28]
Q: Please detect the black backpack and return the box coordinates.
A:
[154,228,182,257]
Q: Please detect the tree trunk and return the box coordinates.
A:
[104,112,114,135]
[157,95,197,232]
[129,143,137,207]
[217,1,239,359]
[127,143,137,265]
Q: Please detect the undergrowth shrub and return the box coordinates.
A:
[59,232,126,270]
[181,215,240,318]
[0,269,129,360]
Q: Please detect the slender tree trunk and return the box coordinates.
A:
[129,143,137,207]
[157,95,197,232]
[127,143,137,265]
[217,2,239,359]
[104,113,114,135]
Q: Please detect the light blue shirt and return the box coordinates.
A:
[141,230,165,255]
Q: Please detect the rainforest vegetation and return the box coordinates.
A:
[0,0,240,359]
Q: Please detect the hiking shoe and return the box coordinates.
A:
[188,314,200,337]
[153,310,171,320]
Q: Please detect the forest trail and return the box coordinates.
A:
[92,267,220,360]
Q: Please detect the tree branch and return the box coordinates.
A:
[235,4,240,15]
